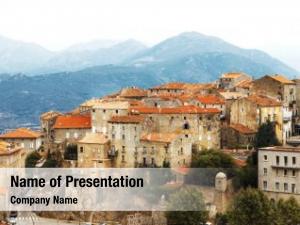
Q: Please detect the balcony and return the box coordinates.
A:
[271,164,300,170]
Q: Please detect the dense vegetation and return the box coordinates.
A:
[25,151,41,168]
[217,188,300,225]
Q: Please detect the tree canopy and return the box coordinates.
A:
[166,186,208,225]
[254,120,280,148]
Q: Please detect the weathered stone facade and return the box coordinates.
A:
[230,95,283,143]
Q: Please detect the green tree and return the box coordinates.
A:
[25,151,41,168]
[64,144,78,160]
[276,197,300,225]
[42,158,58,168]
[192,149,236,168]
[227,188,274,225]
[233,151,258,189]
[190,149,236,185]
[166,186,208,225]
[215,213,229,225]
[254,120,280,148]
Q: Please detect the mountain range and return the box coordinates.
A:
[0,32,299,130]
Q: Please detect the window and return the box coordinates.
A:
[292,157,296,165]
[92,109,95,113]
[264,155,268,161]
[207,125,211,131]
[122,146,125,153]
[276,156,280,165]
[80,147,83,153]
[74,132,78,138]
[66,132,70,138]
[183,116,187,120]
[112,126,115,131]
[263,168,268,175]
[284,156,288,166]
[122,134,125,140]
[181,148,183,155]
[284,183,288,192]
[199,116,202,121]
[115,110,119,114]
[275,182,280,190]
[122,155,125,162]
[292,170,296,177]
[122,126,125,131]
[263,181,268,190]
[284,169,288,176]
[292,184,296,193]
[112,134,115,139]
[103,109,106,113]
[151,158,155,165]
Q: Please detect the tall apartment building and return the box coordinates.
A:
[258,146,300,203]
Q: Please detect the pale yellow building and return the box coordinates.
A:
[77,132,111,168]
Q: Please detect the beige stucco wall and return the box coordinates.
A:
[77,142,111,168]
[258,149,300,203]
[54,128,90,144]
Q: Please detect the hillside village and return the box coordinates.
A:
[1,72,300,223]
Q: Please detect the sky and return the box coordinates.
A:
[0,0,299,70]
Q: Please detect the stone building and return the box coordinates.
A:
[217,91,247,122]
[258,146,300,203]
[0,141,24,167]
[222,124,256,149]
[52,115,91,144]
[230,94,284,143]
[218,72,252,90]
[139,132,192,167]
[142,95,183,108]
[91,101,129,134]
[107,115,145,167]
[251,75,296,110]
[130,105,221,150]
[190,95,226,117]
[40,111,62,144]
[77,132,111,168]
[0,128,42,151]
[118,87,148,100]
[234,79,253,95]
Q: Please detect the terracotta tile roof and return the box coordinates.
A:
[172,167,190,175]
[140,132,180,143]
[119,87,147,98]
[196,95,225,105]
[78,132,109,144]
[246,94,282,107]
[230,123,256,134]
[53,115,91,129]
[221,72,247,79]
[235,79,253,88]
[108,115,144,124]
[0,128,42,139]
[234,158,247,167]
[270,75,295,84]
[130,105,220,114]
